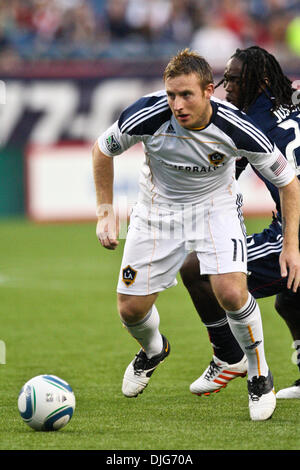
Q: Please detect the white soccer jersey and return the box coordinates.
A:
[98,91,295,206]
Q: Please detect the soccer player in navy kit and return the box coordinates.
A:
[180,46,300,399]
[92,49,300,421]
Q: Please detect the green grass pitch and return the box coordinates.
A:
[1,216,300,450]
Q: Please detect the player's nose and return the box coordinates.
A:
[224,81,233,92]
[173,96,184,111]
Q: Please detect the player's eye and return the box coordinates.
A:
[223,75,241,86]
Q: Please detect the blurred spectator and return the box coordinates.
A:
[0,0,298,68]
[125,0,171,38]
[190,12,243,69]
[32,1,62,41]
[105,0,134,39]
[157,0,197,45]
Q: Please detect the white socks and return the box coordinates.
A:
[122,305,163,358]
[226,293,269,379]
[122,293,269,379]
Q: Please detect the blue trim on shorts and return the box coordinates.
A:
[247,217,288,298]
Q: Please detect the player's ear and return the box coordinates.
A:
[204,83,214,98]
[259,77,269,92]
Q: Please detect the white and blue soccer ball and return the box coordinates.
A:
[18,375,76,431]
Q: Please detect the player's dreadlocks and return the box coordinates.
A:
[216,46,297,113]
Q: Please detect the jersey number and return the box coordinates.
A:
[278,114,300,175]
[231,238,245,262]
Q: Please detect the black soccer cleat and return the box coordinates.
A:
[122,335,170,397]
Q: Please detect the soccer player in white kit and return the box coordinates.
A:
[92,49,300,421]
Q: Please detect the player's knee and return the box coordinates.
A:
[117,293,156,324]
[214,283,248,311]
[118,300,144,323]
[221,292,245,311]
[210,273,248,311]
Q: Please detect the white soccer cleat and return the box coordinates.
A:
[248,370,276,421]
[276,379,300,399]
[122,335,170,398]
[189,354,248,396]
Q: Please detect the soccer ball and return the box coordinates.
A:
[18,375,76,431]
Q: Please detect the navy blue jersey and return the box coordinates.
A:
[236,92,300,217]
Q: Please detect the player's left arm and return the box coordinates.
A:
[244,144,300,291]
[278,176,300,292]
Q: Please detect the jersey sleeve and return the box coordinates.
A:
[97,120,142,157]
[97,91,171,157]
[243,145,296,188]
[215,103,296,188]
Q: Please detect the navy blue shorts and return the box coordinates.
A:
[247,217,292,298]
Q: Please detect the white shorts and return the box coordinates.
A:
[117,191,247,295]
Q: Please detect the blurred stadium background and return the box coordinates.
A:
[0,0,299,222]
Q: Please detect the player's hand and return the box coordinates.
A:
[96,204,119,250]
[279,247,300,292]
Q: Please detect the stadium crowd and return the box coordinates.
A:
[0,0,299,68]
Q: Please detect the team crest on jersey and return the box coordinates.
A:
[105,133,121,153]
[208,152,226,166]
[122,265,137,286]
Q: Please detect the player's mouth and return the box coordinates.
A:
[177,113,190,122]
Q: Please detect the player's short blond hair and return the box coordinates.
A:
[163,48,214,90]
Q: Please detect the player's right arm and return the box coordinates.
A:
[92,91,167,249]
[92,141,119,250]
